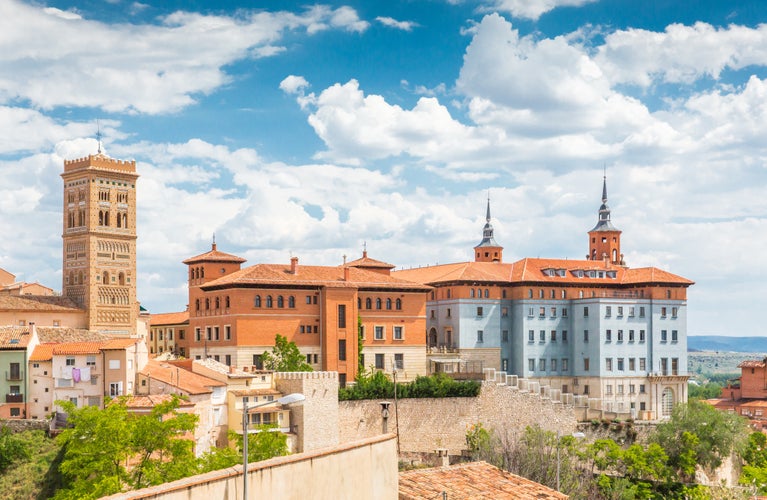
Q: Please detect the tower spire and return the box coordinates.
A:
[588,171,623,264]
[486,191,491,222]
[474,194,503,263]
[96,120,102,154]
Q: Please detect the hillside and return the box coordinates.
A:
[688,335,767,353]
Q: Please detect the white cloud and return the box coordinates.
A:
[376,16,419,31]
[487,0,597,21]
[0,1,367,114]
[279,75,310,95]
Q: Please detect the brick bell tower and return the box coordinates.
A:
[474,195,503,263]
[588,175,624,265]
[61,145,139,336]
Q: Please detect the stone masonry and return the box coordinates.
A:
[275,371,339,453]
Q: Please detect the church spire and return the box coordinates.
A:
[474,193,503,263]
[588,173,623,265]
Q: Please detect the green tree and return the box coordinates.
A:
[261,334,313,371]
[650,400,749,476]
[228,425,289,462]
[0,426,31,473]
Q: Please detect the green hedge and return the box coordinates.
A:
[339,371,481,400]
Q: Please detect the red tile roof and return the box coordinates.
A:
[0,294,84,312]
[124,394,195,409]
[182,244,246,265]
[36,327,110,343]
[150,310,189,326]
[394,257,693,287]
[29,344,56,362]
[202,262,432,291]
[399,461,569,499]
[345,251,395,270]
[141,359,225,395]
[739,360,766,368]
[0,327,31,349]
[52,342,104,355]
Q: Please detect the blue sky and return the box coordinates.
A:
[2,0,767,337]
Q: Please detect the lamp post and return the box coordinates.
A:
[556,431,585,492]
[242,393,305,500]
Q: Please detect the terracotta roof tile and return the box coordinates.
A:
[124,394,195,409]
[51,342,104,355]
[345,251,395,270]
[36,327,110,343]
[739,360,766,368]
[150,311,189,326]
[30,344,56,362]
[0,327,31,349]
[182,245,246,265]
[0,294,84,312]
[141,359,225,395]
[202,263,431,291]
[399,461,569,499]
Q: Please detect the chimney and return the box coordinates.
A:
[29,322,36,336]
[344,266,350,281]
[290,256,299,275]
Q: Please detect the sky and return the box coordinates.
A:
[2,0,766,337]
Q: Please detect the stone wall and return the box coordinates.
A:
[0,419,49,433]
[275,371,339,453]
[339,376,578,455]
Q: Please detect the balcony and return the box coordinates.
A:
[6,370,23,381]
[5,394,23,403]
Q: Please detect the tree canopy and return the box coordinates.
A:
[261,334,313,371]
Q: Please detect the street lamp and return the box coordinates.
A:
[242,393,305,500]
[556,431,585,492]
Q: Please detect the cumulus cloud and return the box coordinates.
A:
[279,75,310,95]
[0,0,367,114]
[487,0,598,21]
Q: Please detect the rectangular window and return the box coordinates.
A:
[539,307,545,318]
[617,306,623,317]
[639,306,646,317]
[477,330,484,343]
[86,355,96,367]
[629,306,635,317]
[300,325,306,334]
[225,354,231,366]
[661,307,667,317]
[629,330,635,342]
[661,330,668,342]
[375,354,384,369]
[583,306,589,317]
[66,357,75,366]
[606,329,612,342]
[583,384,590,395]
[606,358,613,371]
[539,330,545,343]
[640,358,646,371]
[551,330,557,342]
[629,358,635,371]
[9,363,20,380]
[629,384,636,394]
[528,358,535,371]
[551,358,557,371]
[583,329,589,342]
[605,306,612,317]
[672,307,678,318]
[359,325,366,339]
[617,330,623,342]
[551,307,557,317]
[617,358,624,371]
[225,325,231,340]
[338,304,347,329]
[214,326,220,341]
[606,385,613,395]
[562,330,568,342]
[639,330,646,342]
[562,308,568,318]
[528,330,534,342]
[307,354,312,364]
[393,326,403,340]
[502,330,509,342]
[338,339,346,361]
[528,307,534,317]
[672,330,678,342]
[477,307,483,317]
[306,295,312,304]
[108,359,120,370]
[562,358,568,371]
[313,354,318,364]
[374,326,384,340]
[206,327,212,341]
[539,358,546,371]
[584,358,590,371]
[639,384,646,394]
[447,308,451,318]
[501,307,508,317]
[672,357,679,375]
[394,353,404,370]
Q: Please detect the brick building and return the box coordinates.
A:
[148,309,188,355]
[177,246,432,386]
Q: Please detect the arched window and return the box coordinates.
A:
[366,298,372,309]
[116,214,122,228]
[102,271,108,284]
[502,289,507,299]
[190,269,194,280]
[205,298,210,310]
[277,296,284,308]
[358,298,362,309]
[98,212,104,225]
[612,249,617,262]
[215,297,220,309]
[200,267,204,278]
[484,289,489,298]
[118,272,125,286]
[104,211,110,226]
[386,298,392,310]
[122,213,128,228]
[288,296,295,308]
[266,296,273,308]
[376,298,382,310]
[476,288,481,298]
[225,296,230,308]
[470,289,475,298]
[539,289,544,299]
[254,295,261,307]
[395,298,402,310]
[195,299,200,311]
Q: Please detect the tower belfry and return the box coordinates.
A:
[588,175,623,265]
[474,195,503,263]
[61,151,139,335]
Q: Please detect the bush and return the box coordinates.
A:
[339,372,480,400]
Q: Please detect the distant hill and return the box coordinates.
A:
[689,335,767,353]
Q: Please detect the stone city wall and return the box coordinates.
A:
[339,377,578,455]
[0,419,49,433]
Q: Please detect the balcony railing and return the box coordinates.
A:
[6,370,23,381]
[5,394,23,403]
